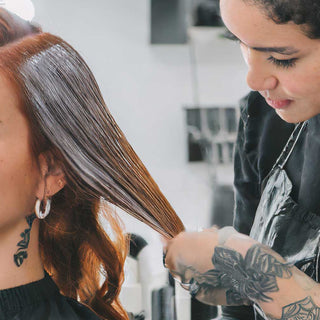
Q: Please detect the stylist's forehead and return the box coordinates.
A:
[219,0,311,52]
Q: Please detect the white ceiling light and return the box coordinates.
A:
[1,0,35,21]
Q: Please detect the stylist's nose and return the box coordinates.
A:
[242,47,278,92]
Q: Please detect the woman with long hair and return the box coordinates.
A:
[164,0,320,319]
[0,27,184,320]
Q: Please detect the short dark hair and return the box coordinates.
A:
[245,0,320,38]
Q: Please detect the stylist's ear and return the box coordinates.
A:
[35,153,66,199]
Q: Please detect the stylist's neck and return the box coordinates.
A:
[0,217,44,290]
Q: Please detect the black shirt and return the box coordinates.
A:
[0,272,101,320]
[223,90,320,319]
[233,91,294,236]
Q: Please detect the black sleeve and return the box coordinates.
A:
[233,91,294,235]
[233,93,262,235]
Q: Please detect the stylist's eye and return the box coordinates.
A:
[267,56,297,69]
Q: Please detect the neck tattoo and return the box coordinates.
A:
[13,214,36,267]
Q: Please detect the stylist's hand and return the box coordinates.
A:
[164,227,219,275]
[163,226,254,306]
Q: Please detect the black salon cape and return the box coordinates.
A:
[0,272,101,319]
[222,91,320,319]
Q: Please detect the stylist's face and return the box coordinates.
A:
[220,0,320,123]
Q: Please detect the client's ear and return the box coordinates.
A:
[35,153,66,199]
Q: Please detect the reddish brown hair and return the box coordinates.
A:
[0,33,184,319]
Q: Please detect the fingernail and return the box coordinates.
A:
[163,252,167,267]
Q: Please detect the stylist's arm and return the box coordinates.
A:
[164,227,320,319]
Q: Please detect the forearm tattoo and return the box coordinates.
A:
[14,214,36,267]
[174,244,293,306]
[268,296,320,320]
[212,244,292,304]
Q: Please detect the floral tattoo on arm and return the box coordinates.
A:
[211,244,292,304]
[173,244,293,306]
[172,239,320,318]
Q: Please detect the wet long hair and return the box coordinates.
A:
[0,33,184,320]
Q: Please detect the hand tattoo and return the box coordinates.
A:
[268,296,320,320]
[173,244,293,306]
[211,244,292,304]
[14,214,36,267]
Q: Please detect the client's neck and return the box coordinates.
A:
[0,215,44,290]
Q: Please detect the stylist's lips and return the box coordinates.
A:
[266,97,292,109]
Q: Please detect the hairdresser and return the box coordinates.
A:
[164,0,320,319]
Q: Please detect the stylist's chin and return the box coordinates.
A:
[262,95,318,123]
[273,101,320,123]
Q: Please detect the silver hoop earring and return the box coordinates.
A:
[35,198,51,219]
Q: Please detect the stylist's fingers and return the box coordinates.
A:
[160,234,172,268]
[162,235,177,269]
[163,231,188,270]
[160,235,169,251]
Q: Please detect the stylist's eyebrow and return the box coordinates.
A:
[223,29,300,55]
